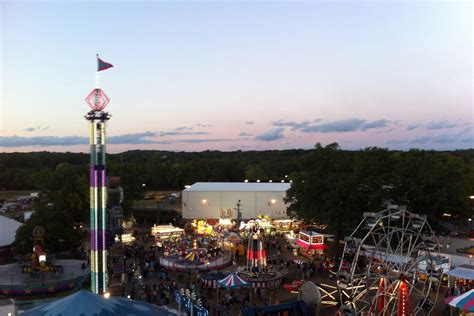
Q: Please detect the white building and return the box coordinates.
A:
[182,182,291,220]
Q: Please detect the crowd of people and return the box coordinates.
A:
[122,238,178,304]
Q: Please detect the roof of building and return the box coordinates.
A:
[300,231,323,236]
[0,215,22,247]
[184,182,291,192]
[446,265,474,281]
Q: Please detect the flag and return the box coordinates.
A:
[97,55,113,72]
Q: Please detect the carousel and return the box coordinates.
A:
[0,227,88,297]
[159,238,232,272]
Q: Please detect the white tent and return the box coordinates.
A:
[182,182,291,220]
[0,216,22,247]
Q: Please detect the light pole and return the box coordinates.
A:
[469,195,474,230]
[234,200,242,226]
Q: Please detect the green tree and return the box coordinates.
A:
[245,164,266,181]
[285,144,391,258]
[14,203,84,255]
[391,150,470,224]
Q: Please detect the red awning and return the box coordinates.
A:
[297,239,328,250]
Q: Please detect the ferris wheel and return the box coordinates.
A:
[337,206,443,315]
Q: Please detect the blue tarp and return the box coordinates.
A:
[22,289,177,316]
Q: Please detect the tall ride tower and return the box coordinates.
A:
[85,55,113,294]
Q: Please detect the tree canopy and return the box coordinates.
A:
[2,147,472,256]
[285,144,473,258]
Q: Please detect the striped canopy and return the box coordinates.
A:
[445,289,474,312]
[218,272,249,289]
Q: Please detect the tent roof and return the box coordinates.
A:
[0,216,21,247]
[446,265,474,281]
[218,272,249,289]
[445,289,474,312]
[184,182,291,192]
[22,290,177,316]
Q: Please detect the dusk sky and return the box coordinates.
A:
[0,1,472,153]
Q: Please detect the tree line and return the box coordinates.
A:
[2,146,473,255]
[286,144,474,257]
[0,149,306,191]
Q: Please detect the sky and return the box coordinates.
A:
[0,0,472,153]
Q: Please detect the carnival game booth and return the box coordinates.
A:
[297,231,328,259]
[151,225,184,246]
[446,264,474,292]
[273,219,301,232]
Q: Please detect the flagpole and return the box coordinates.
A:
[95,53,100,89]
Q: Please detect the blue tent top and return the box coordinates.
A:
[22,289,177,316]
[446,265,474,281]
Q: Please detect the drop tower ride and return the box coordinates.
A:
[85,55,113,294]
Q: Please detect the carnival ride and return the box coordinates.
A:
[336,207,443,315]
[21,244,63,275]
[238,221,283,289]
[1,257,89,297]
[159,238,232,272]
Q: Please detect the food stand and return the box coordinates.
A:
[151,224,184,245]
[296,231,328,259]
